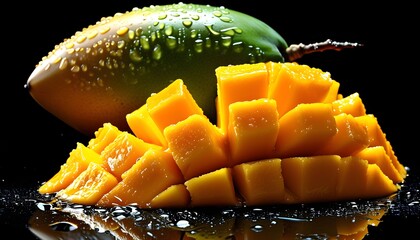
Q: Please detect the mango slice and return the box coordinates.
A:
[38,61,407,208]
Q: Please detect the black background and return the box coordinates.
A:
[2,0,419,238]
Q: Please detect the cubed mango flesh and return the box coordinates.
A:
[87,123,122,154]
[281,155,341,203]
[56,162,118,205]
[38,142,107,194]
[146,78,203,133]
[332,92,366,117]
[149,184,191,209]
[316,113,369,157]
[275,103,337,158]
[185,168,239,207]
[354,146,404,184]
[126,104,167,147]
[216,62,269,132]
[100,131,161,179]
[267,62,339,117]
[38,61,406,209]
[228,98,279,165]
[97,148,184,207]
[164,114,229,180]
[233,158,285,206]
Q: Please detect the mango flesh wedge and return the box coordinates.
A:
[38,61,407,208]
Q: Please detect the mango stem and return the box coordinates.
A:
[285,39,363,62]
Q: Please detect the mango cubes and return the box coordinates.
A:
[38,62,407,208]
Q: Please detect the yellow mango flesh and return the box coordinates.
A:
[87,122,122,154]
[38,142,107,194]
[146,78,203,133]
[56,162,118,205]
[316,113,369,157]
[149,184,191,208]
[275,102,337,158]
[184,167,239,207]
[164,114,229,180]
[100,131,161,179]
[281,155,341,203]
[355,146,404,184]
[216,62,269,132]
[233,158,285,206]
[126,104,167,147]
[38,61,406,208]
[228,98,279,165]
[267,62,339,117]
[97,148,184,207]
[332,92,366,117]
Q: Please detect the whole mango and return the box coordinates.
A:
[26,2,359,135]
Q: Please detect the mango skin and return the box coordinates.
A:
[26,3,288,135]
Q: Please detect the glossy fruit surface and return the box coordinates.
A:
[26,3,288,135]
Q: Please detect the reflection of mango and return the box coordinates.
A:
[39,61,406,208]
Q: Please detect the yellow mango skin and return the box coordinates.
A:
[332,92,366,117]
[149,184,191,209]
[146,79,203,133]
[185,168,239,207]
[56,162,118,205]
[87,123,122,154]
[216,62,269,132]
[38,142,106,194]
[164,114,229,180]
[233,159,285,206]
[281,155,342,203]
[267,62,339,117]
[316,113,369,157]
[228,99,279,165]
[275,103,337,158]
[126,104,167,147]
[100,131,161,179]
[97,148,184,208]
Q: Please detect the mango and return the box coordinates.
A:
[38,61,406,208]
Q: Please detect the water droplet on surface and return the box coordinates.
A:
[176,219,190,228]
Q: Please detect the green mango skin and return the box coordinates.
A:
[27,3,288,135]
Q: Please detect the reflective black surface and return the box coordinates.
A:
[3,0,418,239]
